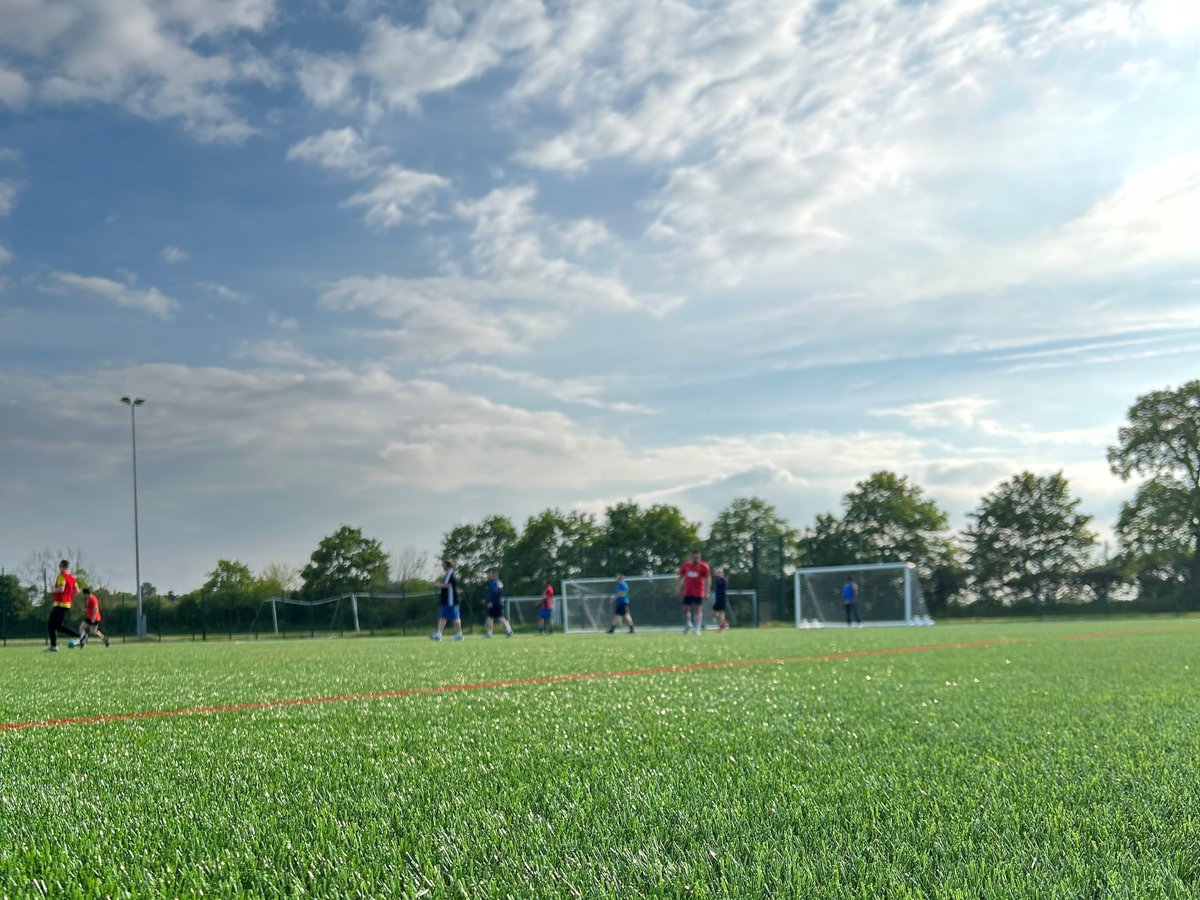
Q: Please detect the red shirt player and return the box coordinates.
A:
[81,589,110,647]
[677,551,710,634]
[46,559,81,651]
[539,581,555,634]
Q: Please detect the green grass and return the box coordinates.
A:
[2,620,1199,898]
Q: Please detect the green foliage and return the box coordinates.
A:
[505,508,600,593]
[1108,380,1200,598]
[2,623,1198,897]
[441,515,519,587]
[967,471,1096,606]
[201,559,256,600]
[300,527,389,600]
[704,497,797,577]
[0,573,29,628]
[597,501,701,576]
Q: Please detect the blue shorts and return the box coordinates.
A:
[439,604,460,621]
[614,602,629,617]
[539,608,553,620]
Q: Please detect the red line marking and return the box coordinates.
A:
[2,627,1188,732]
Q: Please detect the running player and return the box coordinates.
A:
[677,550,710,634]
[483,568,513,638]
[538,580,555,634]
[79,586,110,647]
[430,559,464,641]
[46,559,83,652]
[712,566,730,632]
[606,573,634,633]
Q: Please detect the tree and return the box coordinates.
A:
[256,563,300,598]
[803,472,959,587]
[440,516,518,587]
[19,547,95,601]
[300,527,389,599]
[704,497,797,579]
[390,546,431,587]
[1112,478,1192,604]
[201,560,256,601]
[1108,381,1200,602]
[967,471,1096,607]
[506,509,601,593]
[597,501,701,576]
[0,572,30,633]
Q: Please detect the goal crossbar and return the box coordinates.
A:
[793,562,932,628]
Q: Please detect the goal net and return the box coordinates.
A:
[793,562,933,628]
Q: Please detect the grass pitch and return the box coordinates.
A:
[2,620,1198,898]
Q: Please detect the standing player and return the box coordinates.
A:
[538,580,555,635]
[677,550,710,634]
[606,573,634,634]
[79,586,110,647]
[430,559,464,642]
[482,568,513,638]
[712,566,730,632]
[46,559,83,652]
[842,576,862,627]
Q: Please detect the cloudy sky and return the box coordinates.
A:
[1,0,1198,593]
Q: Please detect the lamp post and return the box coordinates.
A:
[120,396,147,638]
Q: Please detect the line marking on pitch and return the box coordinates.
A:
[0,626,1190,732]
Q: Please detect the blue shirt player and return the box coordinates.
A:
[842,576,862,627]
[606,574,634,634]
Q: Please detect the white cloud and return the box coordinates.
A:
[200,282,246,302]
[0,179,17,216]
[267,311,298,330]
[0,64,30,107]
[286,127,381,177]
[341,164,449,228]
[872,396,995,430]
[0,0,278,141]
[49,272,179,319]
[161,245,190,263]
[453,363,655,414]
[0,244,11,266]
[235,339,321,369]
[294,51,357,110]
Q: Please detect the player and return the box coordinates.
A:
[843,576,862,627]
[538,580,555,634]
[712,566,730,632]
[430,559,464,642]
[79,586,110,647]
[605,573,634,634]
[46,559,84,652]
[482,568,513,638]
[677,550,710,634]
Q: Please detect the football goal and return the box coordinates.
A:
[793,562,934,628]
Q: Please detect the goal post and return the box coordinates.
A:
[560,574,684,632]
[793,562,934,628]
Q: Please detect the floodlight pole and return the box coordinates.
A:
[121,396,147,638]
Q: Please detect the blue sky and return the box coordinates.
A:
[2,0,1198,592]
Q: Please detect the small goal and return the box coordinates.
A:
[793,562,933,628]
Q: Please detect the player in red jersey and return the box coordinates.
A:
[539,580,555,634]
[79,587,110,647]
[46,559,84,652]
[676,550,710,635]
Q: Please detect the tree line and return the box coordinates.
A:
[3,380,1198,638]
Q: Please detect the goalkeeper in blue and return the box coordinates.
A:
[606,574,634,634]
[482,568,513,638]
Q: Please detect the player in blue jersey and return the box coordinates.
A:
[842,576,862,627]
[606,574,634,633]
[431,559,464,641]
[482,568,513,638]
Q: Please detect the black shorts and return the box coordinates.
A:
[614,602,629,617]
[487,603,504,619]
[84,617,101,626]
[682,596,703,607]
[712,598,727,612]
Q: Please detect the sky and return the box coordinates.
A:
[1,0,1198,593]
